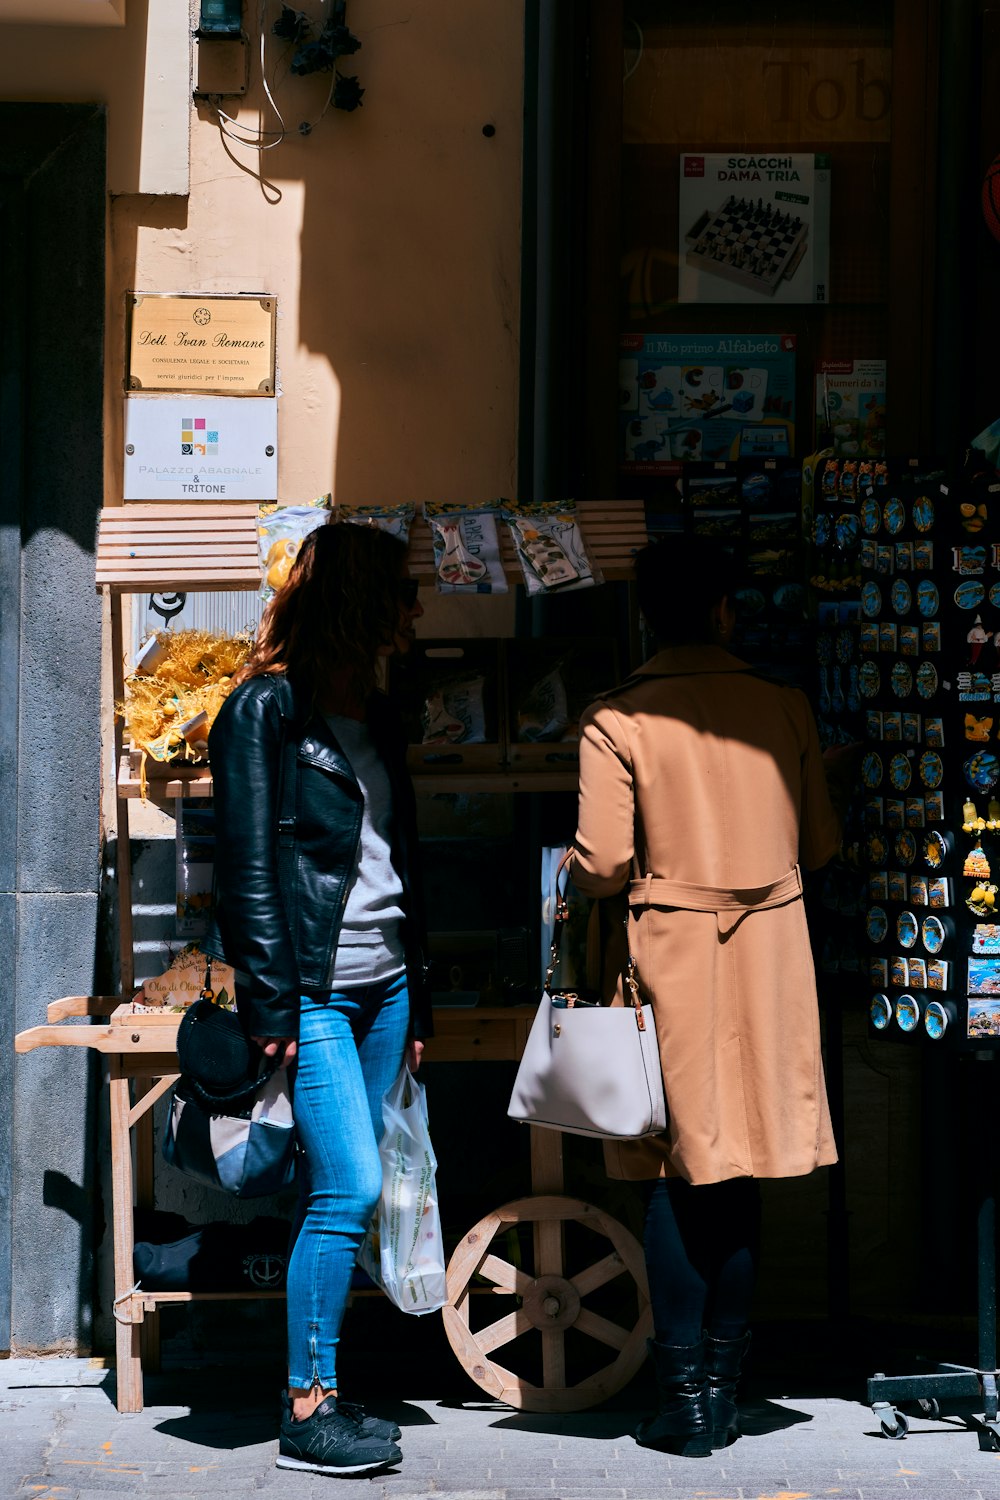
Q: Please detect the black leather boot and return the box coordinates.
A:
[635,1338,712,1458]
[704,1329,751,1448]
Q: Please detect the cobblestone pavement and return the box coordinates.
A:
[4,1358,1000,1500]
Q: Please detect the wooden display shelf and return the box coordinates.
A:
[96,499,649,592]
[117,750,577,800]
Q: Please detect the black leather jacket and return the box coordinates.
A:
[204,672,433,1041]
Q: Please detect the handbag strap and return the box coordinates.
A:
[547,850,646,1031]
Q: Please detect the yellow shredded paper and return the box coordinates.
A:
[117,629,252,771]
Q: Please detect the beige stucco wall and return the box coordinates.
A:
[0,0,523,504]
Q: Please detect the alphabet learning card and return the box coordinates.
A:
[678,153,831,305]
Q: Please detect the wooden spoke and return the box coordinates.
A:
[541,1329,566,1388]
[570,1250,627,1299]
[477,1309,533,1354]
[479,1253,533,1296]
[573,1307,630,1351]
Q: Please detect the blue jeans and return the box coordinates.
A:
[286,972,410,1391]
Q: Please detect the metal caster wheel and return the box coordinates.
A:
[978,1420,1000,1452]
[878,1408,909,1439]
[917,1397,940,1419]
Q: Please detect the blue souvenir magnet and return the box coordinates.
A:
[813,513,831,546]
[888,870,908,902]
[921,915,946,954]
[883,497,905,535]
[861,495,881,534]
[861,752,883,789]
[900,626,920,656]
[916,579,939,617]
[912,494,935,532]
[974,923,1000,954]
[835,513,859,549]
[861,581,882,619]
[896,910,918,948]
[888,753,912,791]
[954,580,986,610]
[890,955,909,988]
[924,1001,949,1040]
[860,661,881,698]
[870,994,892,1031]
[954,545,987,574]
[925,718,944,747]
[910,876,928,905]
[915,662,938,699]
[965,750,1000,791]
[891,578,912,615]
[919,751,943,789]
[990,581,1000,609]
[889,661,912,698]
[866,907,888,943]
[926,960,950,991]
[895,994,920,1032]
[870,872,889,901]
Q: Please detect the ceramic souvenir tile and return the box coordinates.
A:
[926,960,950,992]
[905,798,926,828]
[909,876,928,906]
[885,799,905,830]
[901,713,921,744]
[925,792,945,822]
[899,625,920,656]
[887,870,908,903]
[883,711,902,741]
[922,622,942,652]
[924,717,944,748]
[906,956,927,989]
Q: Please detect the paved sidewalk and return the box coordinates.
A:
[4,1358,1000,1500]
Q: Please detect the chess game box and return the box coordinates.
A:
[678,153,831,305]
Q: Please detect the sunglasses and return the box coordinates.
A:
[396,576,420,608]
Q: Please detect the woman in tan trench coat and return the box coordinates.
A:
[568,538,844,1459]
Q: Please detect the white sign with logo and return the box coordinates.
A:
[123,395,278,501]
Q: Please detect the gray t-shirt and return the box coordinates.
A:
[325,715,407,988]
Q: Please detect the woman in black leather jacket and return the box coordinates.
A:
[208,521,428,1478]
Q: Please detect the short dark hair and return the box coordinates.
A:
[634,538,740,645]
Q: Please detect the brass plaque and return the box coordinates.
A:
[126,292,276,395]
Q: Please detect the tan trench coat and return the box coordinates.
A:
[568,646,841,1187]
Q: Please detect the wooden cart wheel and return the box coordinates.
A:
[442,1194,652,1412]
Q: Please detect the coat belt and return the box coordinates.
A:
[629,866,803,915]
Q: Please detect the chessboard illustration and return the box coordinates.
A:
[684,196,809,298]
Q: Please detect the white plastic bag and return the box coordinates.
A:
[358,1067,447,1315]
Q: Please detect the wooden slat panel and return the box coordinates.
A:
[97,500,647,592]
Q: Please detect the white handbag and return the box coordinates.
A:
[507,858,667,1140]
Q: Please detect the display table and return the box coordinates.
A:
[16,1000,651,1415]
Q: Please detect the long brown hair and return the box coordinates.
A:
[235,521,408,703]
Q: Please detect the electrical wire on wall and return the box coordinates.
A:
[205,0,363,199]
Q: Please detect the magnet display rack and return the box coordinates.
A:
[851,454,1000,1447]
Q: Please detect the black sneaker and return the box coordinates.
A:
[278,1396,402,1475]
[279,1390,402,1443]
[337,1398,402,1442]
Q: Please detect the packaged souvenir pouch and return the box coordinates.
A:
[423,501,508,595]
[257,496,331,600]
[500,501,603,596]
[339,501,416,544]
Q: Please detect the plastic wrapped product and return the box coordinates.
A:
[338,501,416,544]
[501,501,603,596]
[420,673,487,744]
[256,495,331,600]
[423,502,508,594]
